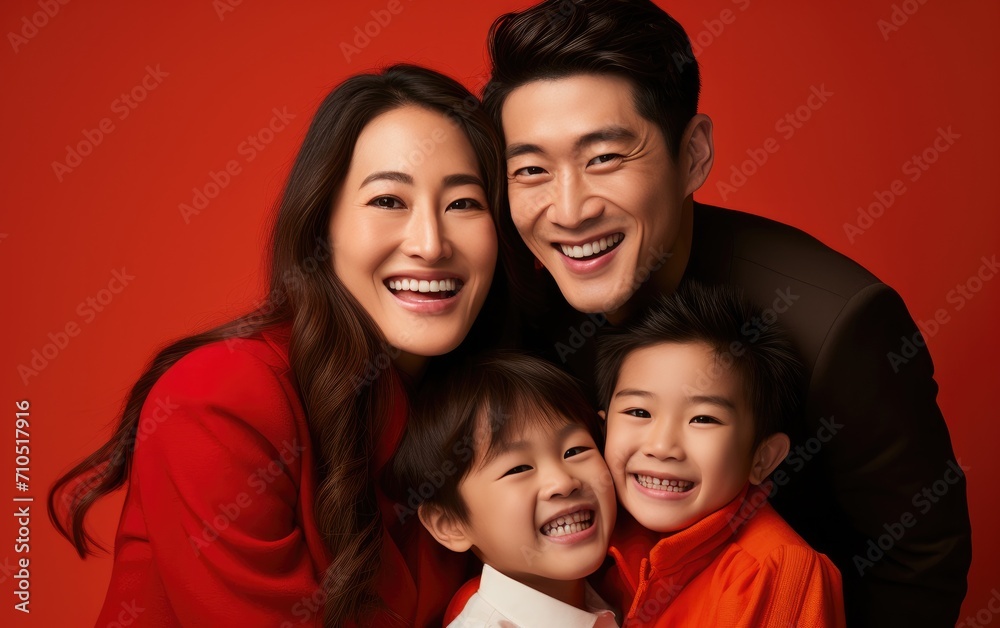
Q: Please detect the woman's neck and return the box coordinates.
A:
[394,351,427,382]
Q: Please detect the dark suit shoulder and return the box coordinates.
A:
[693,204,880,301]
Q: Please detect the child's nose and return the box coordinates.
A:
[643,420,685,461]
[541,464,582,499]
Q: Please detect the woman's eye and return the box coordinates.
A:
[512,166,546,177]
[564,446,591,458]
[588,153,622,166]
[369,196,404,209]
[624,408,651,418]
[447,198,484,210]
[690,415,721,425]
[502,464,533,477]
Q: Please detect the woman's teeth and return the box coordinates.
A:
[560,233,622,259]
[387,278,458,293]
[635,474,694,492]
[541,510,594,537]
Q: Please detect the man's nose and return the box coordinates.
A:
[546,170,604,229]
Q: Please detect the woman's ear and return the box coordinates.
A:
[749,433,791,485]
[418,504,473,553]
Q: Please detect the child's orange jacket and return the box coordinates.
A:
[600,485,846,627]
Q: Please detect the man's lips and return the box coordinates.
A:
[553,232,624,261]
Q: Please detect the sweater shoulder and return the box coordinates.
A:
[142,327,299,449]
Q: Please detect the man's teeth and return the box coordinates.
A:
[635,474,694,492]
[541,510,594,537]
[387,278,457,293]
[560,233,622,259]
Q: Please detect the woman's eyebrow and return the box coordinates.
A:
[361,170,412,187]
[443,173,484,189]
[359,171,484,189]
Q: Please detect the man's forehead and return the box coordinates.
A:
[500,77,653,155]
[500,74,644,131]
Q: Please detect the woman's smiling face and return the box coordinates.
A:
[328,105,497,361]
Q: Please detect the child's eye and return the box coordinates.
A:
[690,415,721,424]
[502,464,533,477]
[623,408,651,418]
[564,446,591,458]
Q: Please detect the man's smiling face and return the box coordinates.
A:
[501,73,693,315]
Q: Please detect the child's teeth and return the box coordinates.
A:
[542,510,594,537]
[636,474,693,492]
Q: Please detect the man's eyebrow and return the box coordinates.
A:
[574,126,637,153]
[506,126,637,161]
[614,388,654,399]
[361,171,412,187]
[506,143,544,160]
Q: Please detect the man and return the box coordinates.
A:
[482,1,971,625]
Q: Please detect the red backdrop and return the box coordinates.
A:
[2,0,997,625]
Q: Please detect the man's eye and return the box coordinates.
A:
[588,154,622,166]
[368,196,405,209]
[564,446,591,458]
[624,408,651,418]
[447,198,485,210]
[512,166,546,176]
[502,465,532,477]
[690,415,721,425]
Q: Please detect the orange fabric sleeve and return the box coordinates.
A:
[719,545,846,628]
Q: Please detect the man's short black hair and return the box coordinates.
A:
[595,282,805,448]
[483,0,700,157]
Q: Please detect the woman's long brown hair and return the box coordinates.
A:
[47,64,505,627]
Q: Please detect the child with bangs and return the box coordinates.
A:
[594,282,845,627]
[392,352,620,628]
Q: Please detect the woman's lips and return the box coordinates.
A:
[385,277,464,313]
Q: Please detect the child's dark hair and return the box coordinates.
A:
[595,282,805,449]
[392,351,601,523]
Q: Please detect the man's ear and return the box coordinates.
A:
[680,113,715,197]
[749,432,791,485]
[418,503,473,553]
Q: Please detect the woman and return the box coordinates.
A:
[48,64,505,627]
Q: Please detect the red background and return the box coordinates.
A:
[2,0,997,625]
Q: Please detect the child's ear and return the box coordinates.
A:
[418,504,473,553]
[597,410,607,421]
[749,433,791,485]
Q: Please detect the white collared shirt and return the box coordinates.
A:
[448,564,619,628]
